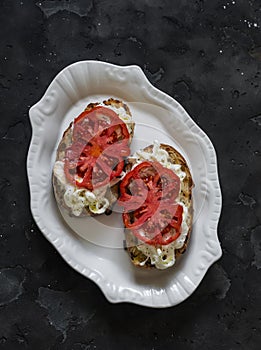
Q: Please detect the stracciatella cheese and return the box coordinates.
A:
[129,141,189,270]
[53,161,109,216]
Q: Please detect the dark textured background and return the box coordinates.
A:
[0,0,260,349]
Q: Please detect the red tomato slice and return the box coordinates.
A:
[64,106,130,190]
[133,203,183,245]
[119,161,183,246]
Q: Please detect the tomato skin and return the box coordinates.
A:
[64,106,130,190]
[119,161,183,246]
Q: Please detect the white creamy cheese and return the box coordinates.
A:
[53,161,67,185]
[53,161,109,216]
[129,141,189,270]
[137,243,176,270]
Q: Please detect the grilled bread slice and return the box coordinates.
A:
[53,98,134,217]
[123,143,193,269]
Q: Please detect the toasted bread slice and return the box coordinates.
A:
[124,143,193,269]
[53,98,134,217]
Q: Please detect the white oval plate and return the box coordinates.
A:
[27,61,222,308]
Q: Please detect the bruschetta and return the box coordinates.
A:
[118,141,193,270]
[53,98,135,217]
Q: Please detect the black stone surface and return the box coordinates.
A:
[0,0,260,349]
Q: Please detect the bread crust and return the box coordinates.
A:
[52,98,134,217]
[124,143,194,269]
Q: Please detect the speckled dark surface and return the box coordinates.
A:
[0,0,260,349]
